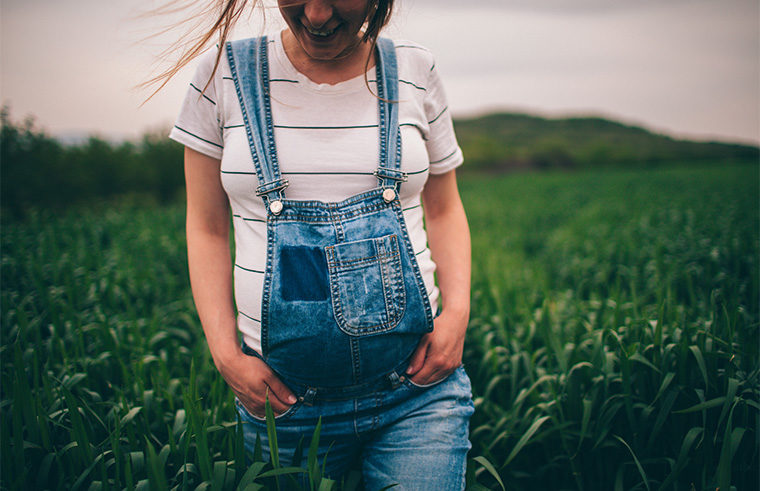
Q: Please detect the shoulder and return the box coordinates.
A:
[190,46,229,85]
[387,38,436,73]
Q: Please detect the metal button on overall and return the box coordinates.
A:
[382,188,396,202]
[269,200,283,214]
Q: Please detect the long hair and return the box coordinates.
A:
[141,0,395,101]
[138,0,254,102]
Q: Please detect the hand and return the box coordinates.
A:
[218,350,297,418]
[405,309,468,386]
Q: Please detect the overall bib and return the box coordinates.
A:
[226,36,434,397]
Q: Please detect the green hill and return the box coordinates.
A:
[2,109,758,216]
[453,113,759,171]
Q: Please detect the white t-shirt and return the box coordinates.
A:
[170,32,463,354]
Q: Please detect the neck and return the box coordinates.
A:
[281,29,375,85]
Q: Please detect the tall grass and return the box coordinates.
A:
[2,162,757,489]
[461,163,758,490]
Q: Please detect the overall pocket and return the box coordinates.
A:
[325,234,406,336]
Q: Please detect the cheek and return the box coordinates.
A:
[278,5,302,23]
[339,2,370,22]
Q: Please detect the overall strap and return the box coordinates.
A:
[374,37,407,199]
[226,36,288,213]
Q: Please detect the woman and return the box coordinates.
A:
[169,0,473,487]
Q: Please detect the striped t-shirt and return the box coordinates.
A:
[170,32,463,354]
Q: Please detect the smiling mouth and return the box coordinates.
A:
[305,24,338,37]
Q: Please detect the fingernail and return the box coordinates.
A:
[288,395,297,404]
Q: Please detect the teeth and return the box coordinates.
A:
[306,25,335,37]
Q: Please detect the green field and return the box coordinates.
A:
[2,163,758,490]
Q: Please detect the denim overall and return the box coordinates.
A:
[226,37,434,398]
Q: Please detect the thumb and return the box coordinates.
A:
[265,374,298,405]
[405,335,430,376]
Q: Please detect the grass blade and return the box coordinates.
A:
[614,435,650,491]
[472,456,505,491]
[504,415,550,467]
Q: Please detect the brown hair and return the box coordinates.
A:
[141,0,395,101]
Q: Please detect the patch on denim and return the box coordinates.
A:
[279,246,330,301]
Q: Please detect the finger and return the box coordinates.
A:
[405,335,431,376]
[264,373,298,406]
[256,389,287,417]
[243,387,291,417]
[243,357,297,408]
[409,363,442,386]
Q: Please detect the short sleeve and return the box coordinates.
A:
[168,50,224,160]
[424,63,463,175]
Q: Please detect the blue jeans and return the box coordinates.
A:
[235,365,475,490]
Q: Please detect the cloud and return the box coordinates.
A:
[1,0,757,143]
[408,0,755,14]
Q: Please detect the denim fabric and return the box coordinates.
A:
[263,191,433,388]
[227,37,434,389]
[235,365,475,490]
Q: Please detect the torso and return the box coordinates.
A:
[169,31,463,353]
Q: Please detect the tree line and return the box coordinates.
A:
[1,109,184,218]
[3,108,758,217]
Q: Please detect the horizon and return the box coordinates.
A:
[35,109,760,149]
[1,0,758,145]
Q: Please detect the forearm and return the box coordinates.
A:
[426,205,471,319]
[406,169,470,380]
[423,172,471,322]
[182,147,295,413]
[184,147,239,372]
[186,221,239,369]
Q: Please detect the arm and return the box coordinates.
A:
[184,147,296,415]
[405,168,471,385]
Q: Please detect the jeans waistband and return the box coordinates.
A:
[241,342,411,402]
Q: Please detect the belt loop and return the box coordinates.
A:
[302,387,317,406]
[387,371,402,390]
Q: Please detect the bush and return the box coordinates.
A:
[0,108,184,218]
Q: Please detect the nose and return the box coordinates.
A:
[303,0,333,28]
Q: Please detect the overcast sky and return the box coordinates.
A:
[1,0,758,144]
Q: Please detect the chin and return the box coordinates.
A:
[298,43,338,59]
[295,30,361,61]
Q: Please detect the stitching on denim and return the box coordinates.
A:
[271,199,396,223]
[261,219,276,358]
[392,201,434,330]
[350,337,361,383]
[325,250,400,268]
[388,247,406,325]
[377,40,388,177]
[325,234,399,267]
[327,237,405,335]
[380,241,395,327]
[227,40,267,195]
[259,37,283,191]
